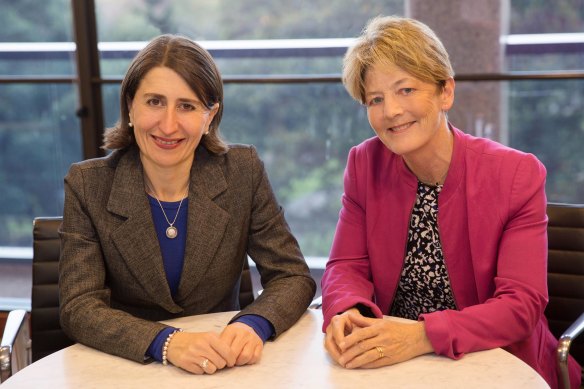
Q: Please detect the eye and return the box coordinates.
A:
[400,88,414,95]
[367,96,383,106]
[146,98,162,107]
[178,102,196,111]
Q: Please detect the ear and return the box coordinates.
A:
[207,103,220,123]
[440,77,455,111]
[126,97,134,122]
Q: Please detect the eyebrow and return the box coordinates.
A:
[142,93,201,104]
[364,77,411,97]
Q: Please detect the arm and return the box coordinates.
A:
[230,146,316,336]
[59,164,169,362]
[422,153,549,358]
[321,146,384,331]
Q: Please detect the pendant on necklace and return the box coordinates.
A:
[166,226,178,239]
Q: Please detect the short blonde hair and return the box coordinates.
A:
[343,15,454,104]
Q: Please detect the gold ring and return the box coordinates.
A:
[200,358,209,369]
[375,346,384,359]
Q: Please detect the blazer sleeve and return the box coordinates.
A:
[230,146,316,337]
[321,146,384,331]
[59,164,168,362]
[421,153,549,358]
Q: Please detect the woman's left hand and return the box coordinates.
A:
[337,312,434,369]
[220,322,263,366]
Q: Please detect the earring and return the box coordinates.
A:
[128,122,133,128]
[204,131,209,135]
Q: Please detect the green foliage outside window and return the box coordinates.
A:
[1,0,583,253]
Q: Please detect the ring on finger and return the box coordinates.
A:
[375,346,384,359]
[200,358,210,369]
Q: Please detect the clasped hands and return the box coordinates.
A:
[324,308,434,369]
[166,322,263,374]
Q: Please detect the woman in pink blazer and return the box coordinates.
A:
[321,15,581,388]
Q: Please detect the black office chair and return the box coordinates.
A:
[1,217,74,383]
[1,216,256,382]
[546,203,584,389]
[239,257,254,309]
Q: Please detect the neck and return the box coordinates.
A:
[139,150,193,201]
[142,166,190,202]
[404,125,453,186]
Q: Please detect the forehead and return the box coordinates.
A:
[137,66,196,97]
[364,63,414,89]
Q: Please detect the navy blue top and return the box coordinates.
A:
[145,195,274,361]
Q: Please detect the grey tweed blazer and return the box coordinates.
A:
[59,144,316,362]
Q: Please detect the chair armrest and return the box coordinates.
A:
[0,309,30,383]
[557,312,584,389]
[309,295,322,309]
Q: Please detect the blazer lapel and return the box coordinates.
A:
[106,148,181,313]
[175,149,230,303]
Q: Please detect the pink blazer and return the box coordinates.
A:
[321,126,581,388]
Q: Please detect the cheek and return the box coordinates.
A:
[134,111,159,128]
[367,110,382,132]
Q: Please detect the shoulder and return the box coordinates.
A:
[65,149,126,180]
[453,128,546,216]
[455,128,545,177]
[224,143,259,161]
[67,149,126,173]
[202,144,261,173]
[458,129,540,165]
[201,144,264,185]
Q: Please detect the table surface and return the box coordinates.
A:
[3,309,549,389]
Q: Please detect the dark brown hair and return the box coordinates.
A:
[103,34,228,154]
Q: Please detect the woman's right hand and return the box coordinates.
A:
[324,307,363,364]
[166,331,236,374]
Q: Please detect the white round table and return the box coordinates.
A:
[2,309,550,388]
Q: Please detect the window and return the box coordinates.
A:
[1,1,583,292]
[0,1,81,254]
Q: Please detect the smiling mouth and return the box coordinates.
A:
[390,122,414,133]
[152,135,183,147]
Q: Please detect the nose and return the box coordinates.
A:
[383,95,404,118]
[159,107,178,135]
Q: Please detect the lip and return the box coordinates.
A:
[388,121,415,134]
[152,135,184,149]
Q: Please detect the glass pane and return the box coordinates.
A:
[0,0,73,42]
[442,79,584,204]
[508,79,584,203]
[0,84,82,247]
[0,1,79,253]
[96,0,403,40]
[222,83,371,257]
[96,0,404,76]
[510,1,584,34]
[506,0,584,72]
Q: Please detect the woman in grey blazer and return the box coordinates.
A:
[59,35,316,375]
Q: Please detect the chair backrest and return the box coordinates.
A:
[239,258,254,309]
[32,217,74,362]
[545,203,584,367]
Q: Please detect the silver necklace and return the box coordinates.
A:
[146,183,188,239]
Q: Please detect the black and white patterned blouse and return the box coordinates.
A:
[389,181,457,320]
